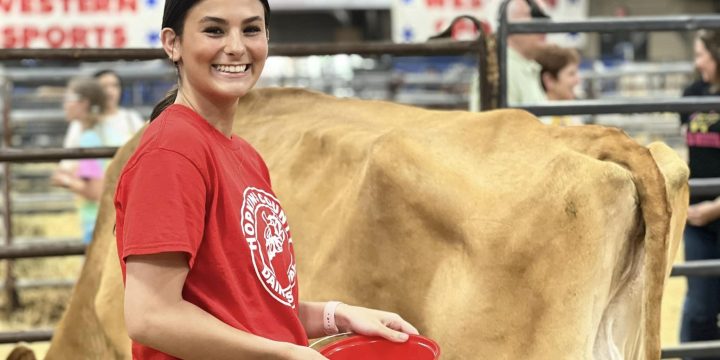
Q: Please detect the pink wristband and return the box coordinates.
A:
[323,301,343,335]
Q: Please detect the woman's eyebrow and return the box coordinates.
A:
[199,16,228,25]
[199,16,262,25]
[243,16,262,24]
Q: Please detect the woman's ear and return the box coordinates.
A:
[161,28,181,63]
[541,72,555,92]
[78,99,91,113]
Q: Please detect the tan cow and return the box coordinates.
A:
[29,88,687,360]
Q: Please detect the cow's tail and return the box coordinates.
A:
[557,125,674,360]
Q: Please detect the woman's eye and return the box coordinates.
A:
[244,26,261,34]
[203,27,224,35]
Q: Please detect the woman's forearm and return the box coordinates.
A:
[126,298,293,360]
[66,177,103,201]
[711,197,720,220]
[299,301,328,339]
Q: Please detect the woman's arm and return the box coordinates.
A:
[70,177,103,201]
[50,169,103,201]
[299,301,419,342]
[125,252,327,360]
[687,197,720,227]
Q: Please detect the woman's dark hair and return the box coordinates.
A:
[150,0,271,121]
[697,29,720,86]
[93,69,119,80]
[68,77,107,129]
[93,69,123,88]
[92,69,125,104]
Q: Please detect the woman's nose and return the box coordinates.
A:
[224,31,246,56]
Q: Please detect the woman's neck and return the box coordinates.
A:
[105,106,119,116]
[80,115,99,131]
[175,89,237,138]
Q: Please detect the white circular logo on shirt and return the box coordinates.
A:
[241,187,296,308]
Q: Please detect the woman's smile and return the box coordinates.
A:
[213,64,250,74]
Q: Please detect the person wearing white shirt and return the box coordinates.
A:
[63,69,145,149]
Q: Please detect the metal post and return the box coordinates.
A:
[476,23,494,111]
[497,0,511,109]
[1,78,20,312]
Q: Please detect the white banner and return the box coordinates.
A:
[392,0,588,47]
[0,0,164,48]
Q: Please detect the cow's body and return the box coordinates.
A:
[37,88,687,360]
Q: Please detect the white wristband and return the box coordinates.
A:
[323,301,343,335]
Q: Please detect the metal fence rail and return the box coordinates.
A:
[0,279,75,291]
[0,329,53,344]
[690,178,720,197]
[520,97,720,116]
[508,15,720,34]
[0,241,86,260]
[671,260,720,277]
[662,341,720,358]
[0,41,482,60]
[0,147,117,162]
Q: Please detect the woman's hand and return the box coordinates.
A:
[50,168,74,188]
[688,200,720,227]
[334,304,419,342]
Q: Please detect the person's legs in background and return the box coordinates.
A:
[680,223,720,360]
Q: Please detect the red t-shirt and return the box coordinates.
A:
[114,104,307,359]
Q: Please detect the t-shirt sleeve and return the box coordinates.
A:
[76,131,105,179]
[77,159,104,179]
[63,121,83,148]
[116,149,207,268]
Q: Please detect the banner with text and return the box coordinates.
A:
[392,0,588,47]
[0,0,164,48]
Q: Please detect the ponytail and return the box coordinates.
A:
[150,87,178,122]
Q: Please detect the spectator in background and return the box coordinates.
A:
[469,0,548,111]
[504,0,548,106]
[51,77,108,243]
[599,5,648,62]
[534,44,583,125]
[63,69,145,149]
[679,29,720,352]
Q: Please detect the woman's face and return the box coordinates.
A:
[62,91,88,121]
[545,62,580,101]
[694,38,717,83]
[97,73,122,110]
[170,0,268,102]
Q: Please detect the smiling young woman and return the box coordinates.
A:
[114,1,419,359]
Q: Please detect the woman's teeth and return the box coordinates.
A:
[215,64,249,73]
